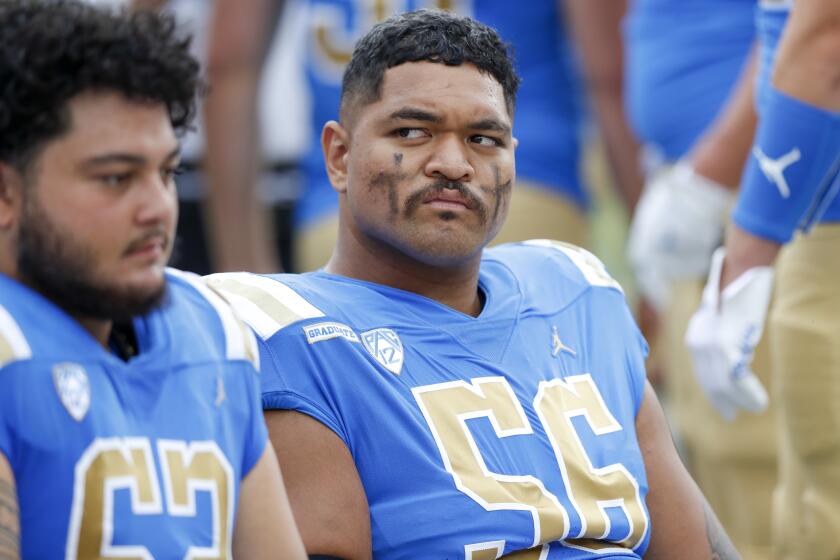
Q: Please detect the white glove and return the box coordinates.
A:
[685,248,773,421]
[628,161,735,311]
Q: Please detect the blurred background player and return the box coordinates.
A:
[617,0,779,557]
[686,0,840,558]
[0,2,305,557]
[208,10,739,558]
[132,0,308,274]
[203,0,308,273]
[205,0,637,274]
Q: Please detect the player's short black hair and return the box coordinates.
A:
[0,0,201,173]
[340,9,519,122]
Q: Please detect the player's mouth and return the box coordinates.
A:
[404,181,487,222]
[421,188,477,211]
[124,232,169,261]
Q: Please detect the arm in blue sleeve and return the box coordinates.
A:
[733,85,840,243]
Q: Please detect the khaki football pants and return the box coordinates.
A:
[770,223,840,560]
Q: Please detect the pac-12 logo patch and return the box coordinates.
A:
[361,328,404,375]
[52,362,91,421]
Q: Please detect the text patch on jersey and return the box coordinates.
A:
[52,362,91,422]
[361,328,404,375]
[303,322,360,345]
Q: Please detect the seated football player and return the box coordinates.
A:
[0,2,305,558]
[207,9,739,559]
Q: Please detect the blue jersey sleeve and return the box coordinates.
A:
[733,87,840,243]
[258,327,358,446]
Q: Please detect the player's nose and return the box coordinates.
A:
[134,169,177,226]
[425,134,474,182]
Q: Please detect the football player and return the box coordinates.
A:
[686,0,840,557]
[0,1,305,557]
[208,10,738,559]
[616,1,777,557]
[204,0,597,274]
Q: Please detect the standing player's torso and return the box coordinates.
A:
[210,242,651,559]
[624,0,755,160]
[0,272,259,558]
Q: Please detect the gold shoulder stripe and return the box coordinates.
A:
[523,239,623,293]
[204,273,324,340]
[0,303,32,367]
[168,269,259,369]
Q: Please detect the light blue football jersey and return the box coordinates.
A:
[208,241,651,559]
[297,0,587,230]
[0,270,266,558]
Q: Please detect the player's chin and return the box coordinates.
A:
[119,265,167,299]
[108,276,169,319]
[407,232,486,267]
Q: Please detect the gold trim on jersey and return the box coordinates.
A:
[523,240,623,293]
[170,269,260,370]
[204,273,325,340]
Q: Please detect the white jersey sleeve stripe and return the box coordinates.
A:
[204,273,325,340]
[523,239,623,293]
[168,269,259,369]
[0,303,32,367]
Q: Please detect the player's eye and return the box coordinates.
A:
[394,127,428,140]
[98,173,132,187]
[470,135,503,148]
[160,164,184,184]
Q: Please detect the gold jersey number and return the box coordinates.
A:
[66,437,234,560]
[413,375,649,559]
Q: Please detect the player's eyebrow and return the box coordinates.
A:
[388,107,443,123]
[467,118,511,136]
[80,146,182,168]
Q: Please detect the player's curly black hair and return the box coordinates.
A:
[0,0,201,173]
[340,9,520,122]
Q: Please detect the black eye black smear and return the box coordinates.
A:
[369,169,404,221]
[481,165,512,225]
[393,152,403,166]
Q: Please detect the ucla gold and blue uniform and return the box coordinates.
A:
[208,241,651,559]
[0,270,265,558]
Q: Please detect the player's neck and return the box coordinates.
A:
[75,316,113,349]
[326,234,485,317]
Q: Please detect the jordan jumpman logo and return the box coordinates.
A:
[753,146,801,199]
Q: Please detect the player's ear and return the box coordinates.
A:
[322,120,351,194]
[0,162,24,230]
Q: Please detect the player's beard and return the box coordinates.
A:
[16,195,168,323]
